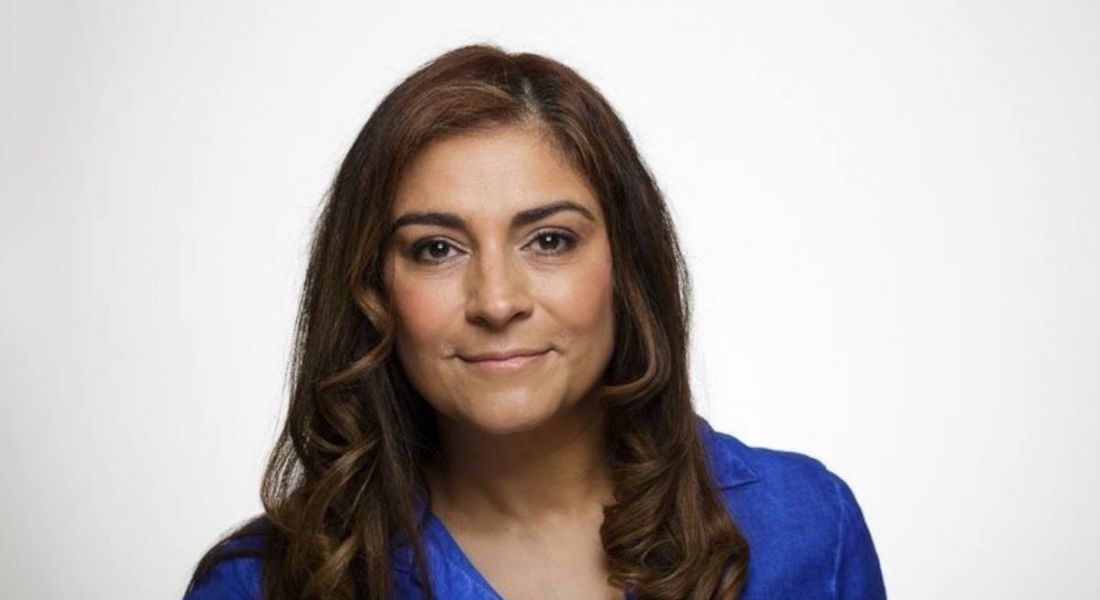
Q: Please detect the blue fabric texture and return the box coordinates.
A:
[184,415,885,599]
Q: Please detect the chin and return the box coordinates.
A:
[462,393,559,436]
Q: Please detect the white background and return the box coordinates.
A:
[2,1,1098,598]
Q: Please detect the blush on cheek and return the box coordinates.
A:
[556,259,615,330]
[392,278,450,334]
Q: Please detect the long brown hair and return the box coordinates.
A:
[187,43,749,599]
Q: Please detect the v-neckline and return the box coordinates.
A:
[422,507,636,600]
[423,509,504,599]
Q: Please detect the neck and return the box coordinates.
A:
[428,396,614,529]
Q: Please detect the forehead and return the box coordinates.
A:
[392,124,602,222]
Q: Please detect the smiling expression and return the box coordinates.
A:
[382,123,616,435]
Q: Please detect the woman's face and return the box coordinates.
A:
[383,124,615,435]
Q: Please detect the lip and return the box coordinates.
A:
[459,348,550,372]
[461,348,548,362]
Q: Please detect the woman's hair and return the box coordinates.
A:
[187,44,749,599]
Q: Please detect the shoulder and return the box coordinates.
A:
[696,415,886,598]
[698,414,842,499]
[183,521,267,600]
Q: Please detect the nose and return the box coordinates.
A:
[464,245,534,329]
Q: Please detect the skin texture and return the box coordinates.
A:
[383,123,622,598]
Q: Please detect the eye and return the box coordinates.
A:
[525,229,578,255]
[409,239,461,264]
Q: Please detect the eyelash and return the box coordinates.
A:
[409,229,579,264]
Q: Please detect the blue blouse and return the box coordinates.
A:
[185,416,885,599]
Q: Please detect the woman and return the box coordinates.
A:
[184,44,885,599]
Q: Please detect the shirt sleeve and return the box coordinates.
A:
[831,474,887,599]
[182,556,262,600]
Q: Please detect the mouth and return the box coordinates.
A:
[458,348,551,372]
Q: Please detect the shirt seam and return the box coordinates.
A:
[830,474,845,599]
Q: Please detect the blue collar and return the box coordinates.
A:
[695,414,760,489]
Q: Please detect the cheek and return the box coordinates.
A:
[390,272,460,355]
[542,250,616,341]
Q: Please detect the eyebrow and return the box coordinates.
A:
[390,199,597,234]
